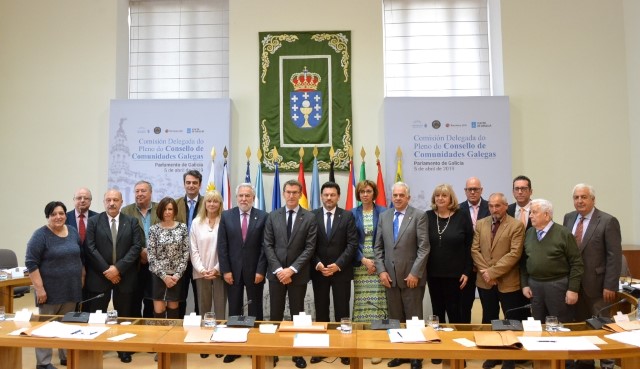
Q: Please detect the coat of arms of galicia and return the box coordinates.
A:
[289,67,322,129]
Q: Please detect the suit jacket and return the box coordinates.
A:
[217,206,268,285]
[263,206,317,285]
[311,207,358,282]
[175,195,202,224]
[459,198,490,226]
[120,202,160,248]
[374,206,430,288]
[84,212,142,293]
[562,208,622,298]
[352,204,387,267]
[507,203,532,230]
[470,214,525,293]
[65,209,98,228]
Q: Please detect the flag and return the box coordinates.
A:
[244,160,251,183]
[298,160,309,209]
[206,157,216,192]
[345,159,356,211]
[271,162,281,211]
[309,156,321,210]
[375,159,387,207]
[221,160,231,210]
[254,162,265,211]
[329,160,335,183]
[395,156,403,182]
[358,160,366,206]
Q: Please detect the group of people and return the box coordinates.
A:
[24,171,622,369]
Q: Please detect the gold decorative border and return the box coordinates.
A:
[260,34,299,83]
[311,33,350,82]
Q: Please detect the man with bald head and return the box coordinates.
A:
[459,177,490,323]
[65,188,98,245]
[84,189,142,363]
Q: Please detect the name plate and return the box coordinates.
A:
[183,312,202,327]
[88,310,107,324]
[522,317,542,332]
[293,312,312,327]
[14,309,32,322]
[406,316,425,329]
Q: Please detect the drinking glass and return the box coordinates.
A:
[427,315,440,330]
[203,312,217,328]
[106,309,118,324]
[545,316,559,332]
[0,306,5,321]
[340,317,352,334]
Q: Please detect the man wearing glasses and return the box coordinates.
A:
[507,175,533,230]
[65,188,98,246]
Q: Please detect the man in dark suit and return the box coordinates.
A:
[175,169,203,316]
[459,176,490,323]
[84,189,142,363]
[310,182,358,366]
[563,184,621,369]
[121,180,160,319]
[65,187,98,245]
[263,179,317,369]
[374,182,429,369]
[507,175,533,230]
[218,183,268,363]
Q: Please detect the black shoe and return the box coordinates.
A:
[310,357,326,364]
[431,359,442,365]
[501,361,515,369]
[387,358,411,367]
[410,359,422,369]
[215,354,224,358]
[118,352,132,363]
[292,356,307,368]
[223,355,240,363]
[36,365,57,369]
[60,359,67,366]
[341,357,350,365]
[483,360,502,369]
[274,356,279,367]
[200,354,209,358]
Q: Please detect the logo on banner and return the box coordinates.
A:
[290,67,322,129]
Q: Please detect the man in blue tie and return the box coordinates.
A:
[175,170,203,316]
[373,182,429,369]
[520,199,584,324]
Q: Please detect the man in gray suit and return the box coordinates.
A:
[563,184,621,369]
[263,179,317,369]
[374,182,429,369]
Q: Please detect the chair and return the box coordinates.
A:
[0,249,30,298]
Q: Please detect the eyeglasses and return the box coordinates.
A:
[513,187,530,192]
[464,187,481,192]
[74,196,92,201]
[359,190,374,194]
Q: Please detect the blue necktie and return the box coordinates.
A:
[537,230,544,241]
[326,212,332,238]
[187,199,195,231]
[393,211,401,242]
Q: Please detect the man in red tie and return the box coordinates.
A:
[65,187,98,245]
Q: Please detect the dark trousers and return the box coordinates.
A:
[528,277,575,323]
[459,272,477,323]
[478,285,531,323]
[227,275,265,320]
[83,289,135,318]
[312,276,351,322]
[178,261,199,316]
[268,280,307,321]
[427,276,463,323]
[132,263,154,318]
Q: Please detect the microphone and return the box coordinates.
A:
[62,293,105,323]
[226,299,256,327]
[366,301,400,330]
[586,298,628,329]
[491,304,531,331]
[622,274,640,298]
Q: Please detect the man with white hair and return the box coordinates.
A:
[563,184,621,369]
[520,199,584,324]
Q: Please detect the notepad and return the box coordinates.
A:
[293,333,329,347]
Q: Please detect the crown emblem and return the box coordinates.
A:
[290,67,321,91]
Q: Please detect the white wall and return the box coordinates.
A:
[0,0,638,263]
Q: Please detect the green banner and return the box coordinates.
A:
[259,31,352,172]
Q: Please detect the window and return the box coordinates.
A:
[383,0,501,97]
[129,0,229,99]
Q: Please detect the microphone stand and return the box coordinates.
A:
[586,298,627,329]
[366,301,400,330]
[491,304,531,331]
[226,299,256,327]
[62,293,106,323]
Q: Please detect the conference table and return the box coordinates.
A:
[0,276,31,313]
[0,290,637,369]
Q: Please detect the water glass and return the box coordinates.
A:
[203,312,216,328]
[545,316,559,332]
[427,315,440,330]
[106,309,118,324]
[340,317,352,334]
[0,306,5,321]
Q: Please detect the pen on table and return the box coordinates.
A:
[397,331,403,338]
[537,340,556,342]
[70,329,81,335]
[89,331,98,335]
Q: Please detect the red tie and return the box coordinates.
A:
[78,213,86,243]
[241,212,248,241]
[574,216,585,245]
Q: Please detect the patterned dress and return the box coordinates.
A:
[352,210,387,322]
[148,222,190,301]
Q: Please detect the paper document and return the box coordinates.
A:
[293,333,329,347]
[388,328,426,343]
[22,321,108,339]
[518,336,600,351]
[211,327,250,343]
[605,330,640,347]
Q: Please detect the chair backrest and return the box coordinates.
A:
[0,248,19,269]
